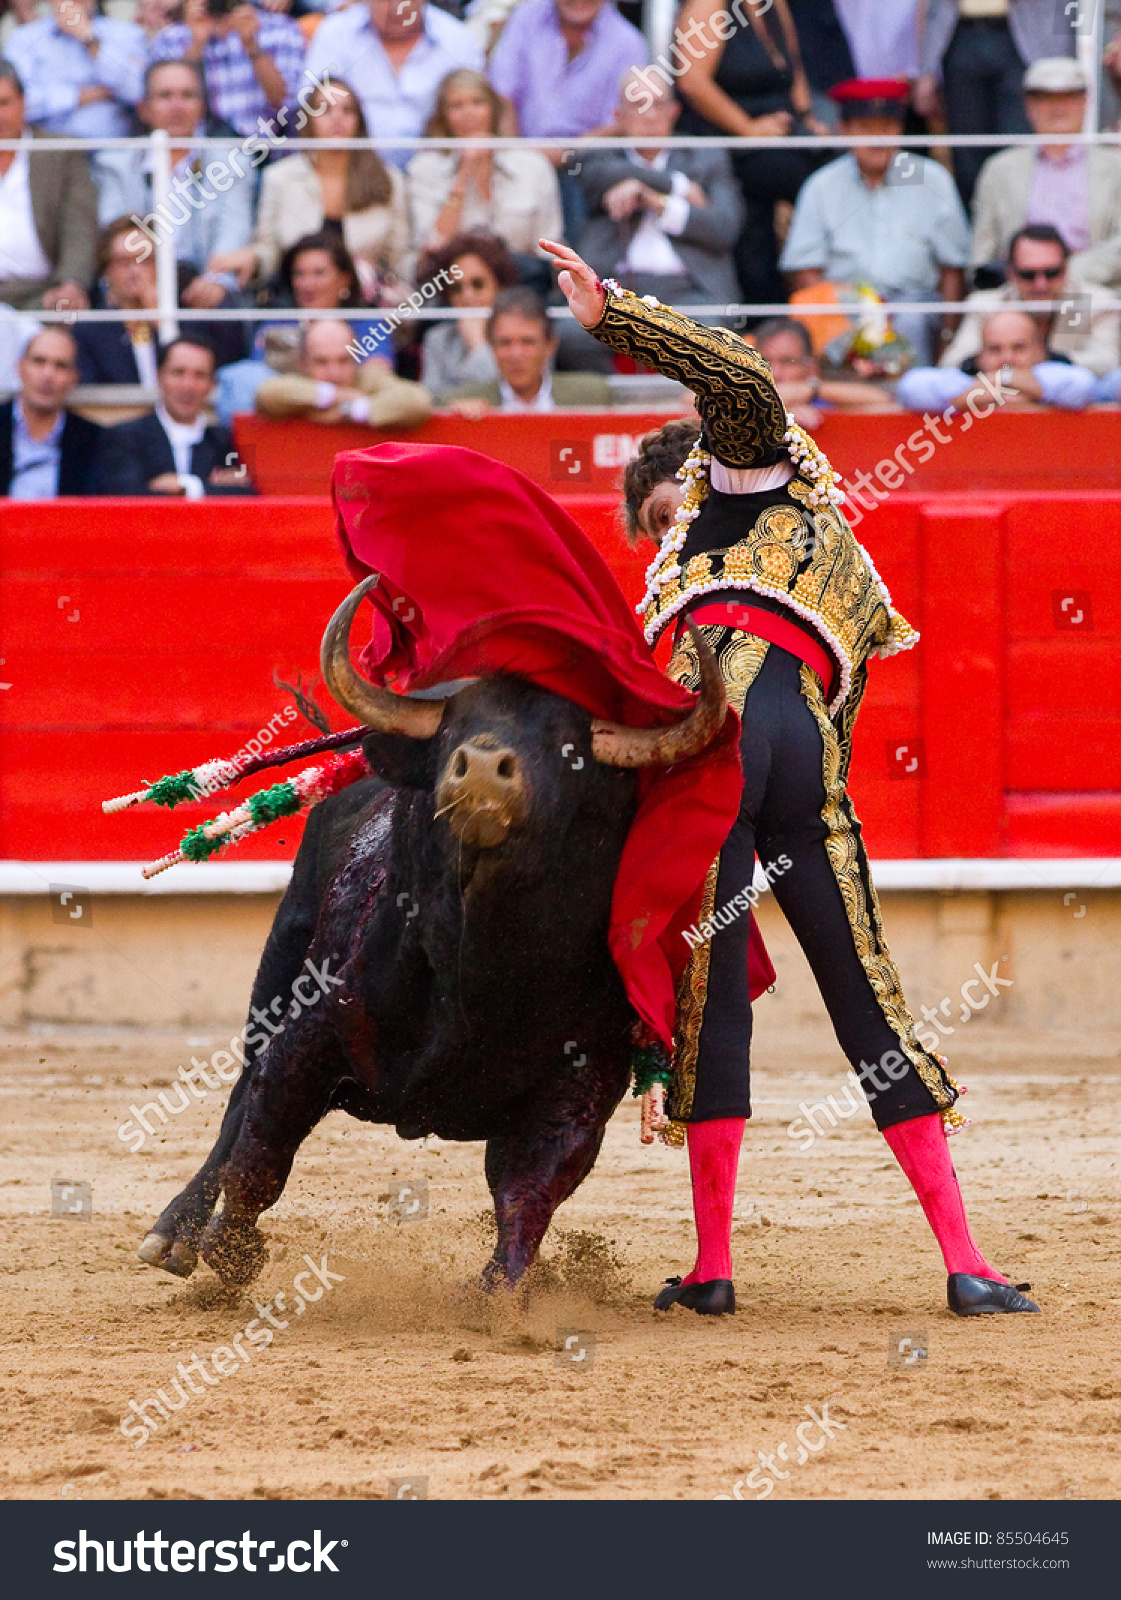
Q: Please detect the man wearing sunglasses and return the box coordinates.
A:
[940,223,1121,377]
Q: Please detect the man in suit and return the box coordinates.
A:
[0,326,102,497]
[578,69,744,311]
[445,287,614,414]
[75,216,163,387]
[0,61,98,312]
[943,224,1121,378]
[555,68,744,374]
[78,213,248,383]
[96,335,255,496]
[970,57,1121,291]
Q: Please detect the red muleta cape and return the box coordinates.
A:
[331,441,774,1048]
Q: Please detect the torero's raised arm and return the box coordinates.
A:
[540,238,788,469]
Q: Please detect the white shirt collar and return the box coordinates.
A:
[157,403,206,441]
[156,402,207,477]
[710,459,796,494]
[498,373,554,412]
[626,148,670,171]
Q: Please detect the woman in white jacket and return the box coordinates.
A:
[210,80,411,298]
[408,69,562,261]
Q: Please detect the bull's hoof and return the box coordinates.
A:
[138,1232,199,1278]
[199,1215,267,1288]
[480,1259,517,1294]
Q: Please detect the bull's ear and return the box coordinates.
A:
[361,732,438,790]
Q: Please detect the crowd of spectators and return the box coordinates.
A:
[4,0,1121,500]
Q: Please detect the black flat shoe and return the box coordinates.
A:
[947,1274,1040,1316]
[654,1276,735,1316]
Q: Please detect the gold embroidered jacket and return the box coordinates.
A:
[590,287,919,714]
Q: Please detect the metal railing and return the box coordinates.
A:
[7,128,1121,335]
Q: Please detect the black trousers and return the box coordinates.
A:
[941,18,1030,207]
[683,643,945,1131]
[732,147,821,307]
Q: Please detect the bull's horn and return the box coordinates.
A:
[320,575,445,738]
[591,621,726,768]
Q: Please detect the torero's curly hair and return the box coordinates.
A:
[620,417,702,547]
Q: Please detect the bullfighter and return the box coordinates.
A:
[542,237,1039,1320]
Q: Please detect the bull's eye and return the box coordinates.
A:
[453,750,468,779]
[497,756,516,780]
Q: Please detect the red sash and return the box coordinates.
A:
[679,601,838,702]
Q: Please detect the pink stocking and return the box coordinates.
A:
[682,1117,746,1284]
[883,1113,1008,1283]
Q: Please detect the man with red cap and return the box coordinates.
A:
[540,236,1040,1321]
[780,77,971,362]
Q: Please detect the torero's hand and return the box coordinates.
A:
[539,238,605,329]
[640,1082,667,1144]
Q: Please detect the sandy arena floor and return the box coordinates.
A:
[1,1020,1118,1502]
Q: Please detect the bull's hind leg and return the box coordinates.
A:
[483,1052,629,1289]
[198,1020,347,1288]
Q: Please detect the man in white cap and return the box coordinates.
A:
[971,57,1121,289]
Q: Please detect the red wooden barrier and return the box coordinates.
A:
[1,487,1118,862]
[232,409,1121,499]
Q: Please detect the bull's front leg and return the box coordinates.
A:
[482,1050,629,1289]
[138,1067,254,1278]
[198,1014,349,1288]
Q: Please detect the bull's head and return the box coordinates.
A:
[320,575,726,855]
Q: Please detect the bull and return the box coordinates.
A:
[138,578,725,1290]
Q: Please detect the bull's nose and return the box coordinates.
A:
[450,742,519,788]
[437,739,527,848]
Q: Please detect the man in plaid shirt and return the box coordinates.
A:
[147,0,305,140]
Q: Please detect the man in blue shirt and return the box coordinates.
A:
[0,327,101,498]
[304,0,483,166]
[93,60,254,326]
[490,0,649,242]
[780,77,971,362]
[3,0,145,139]
[897,307,1097,413]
